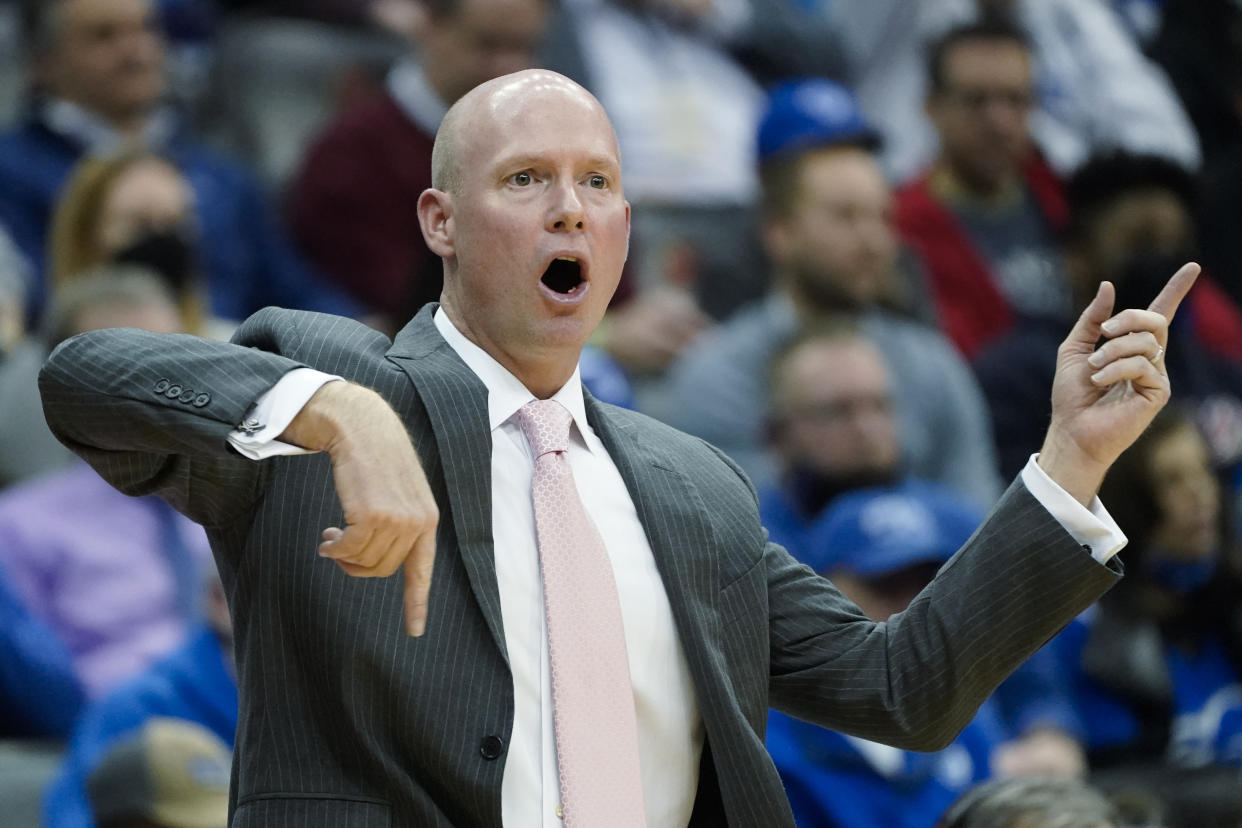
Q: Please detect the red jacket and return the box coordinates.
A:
[895,158,1242,362]
[894,157,1068,359]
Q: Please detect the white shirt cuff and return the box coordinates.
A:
[226,368,343,460]
[1020,454,1127,564]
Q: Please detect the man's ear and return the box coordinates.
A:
[763,214,793,266]
[417,188,455,259]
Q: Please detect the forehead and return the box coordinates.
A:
[942,38,1030,81]
[449,0,546,29]
[463,83,620,171]
[780,339,889,393]
[61,0,153,27]
[795,148,888,199]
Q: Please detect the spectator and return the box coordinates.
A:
[0,221,74,488]
[1049,407,1242,825]
[1151,0,1242,307]
[827,0,1199,185]
[0,265,214,701]
[48,149,221,338]
[0,0,358,326]
[766,486,1010,827]
[938,776,1120,828]
[0,558,84,737]
[654,78,1001,507]
[895,20,1073,358]
[86,717,230,828]
[760,323,904,559]
[286,0,550,331]
[44,570,236,828]
[974,152,1242,479]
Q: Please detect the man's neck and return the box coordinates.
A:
[778,275,864,322]
[930,162,1021,210]
[41,97,163,152]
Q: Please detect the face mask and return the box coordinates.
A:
[1111,246,1196,315]
[112,229,197,293]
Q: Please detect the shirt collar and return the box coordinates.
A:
[40,98,178,154]
[386,57,449,137]
[433,308,595,451]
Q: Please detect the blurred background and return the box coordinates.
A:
[2,0,1242,826]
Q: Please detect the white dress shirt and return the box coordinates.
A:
[226,309,1126,826]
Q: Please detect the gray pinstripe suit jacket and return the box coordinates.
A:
[40,305,1120,827]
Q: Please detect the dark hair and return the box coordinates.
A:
[939,777,1118,828]
[40,263,178,348]
[1098,406,1199,547]
[925,19,1031,96]
[759,144,872,219]
[20,0,67,56]
[1065,151,1199,245]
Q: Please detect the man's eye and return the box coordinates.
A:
[588,175,607,189]
[511,172,533,186]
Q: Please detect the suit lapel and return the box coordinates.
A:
[585,396,722,664]
[388,306,509,664]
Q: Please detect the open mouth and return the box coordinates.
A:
[541,256,586,296]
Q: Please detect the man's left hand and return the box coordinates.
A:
[1038,262,1199,506]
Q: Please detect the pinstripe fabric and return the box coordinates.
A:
[40,304,1122,827]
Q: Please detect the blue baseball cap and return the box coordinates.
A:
[803,483,983,578]
[757,78,882,164]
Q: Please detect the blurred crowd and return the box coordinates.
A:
[2,0,1242,826]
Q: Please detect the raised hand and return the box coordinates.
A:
[282,381,439,636]
[1038,262,1200,505]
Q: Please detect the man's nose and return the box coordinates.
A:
[548,181,585,231]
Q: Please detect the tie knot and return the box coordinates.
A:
[516,399,573,458]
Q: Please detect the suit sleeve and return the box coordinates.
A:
[761,476,1120,751]
[37,307,314,526]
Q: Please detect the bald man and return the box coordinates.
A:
[41,70,1198,827]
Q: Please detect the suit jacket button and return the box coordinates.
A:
[193,393,211,408]
[479,735,504,760]
[178,388,196,404]
[165,383,183,399]
[154,378,170,394]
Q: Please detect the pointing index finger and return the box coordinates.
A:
[1147,261,1201,321]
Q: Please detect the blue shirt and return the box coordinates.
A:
[42,626,238,828]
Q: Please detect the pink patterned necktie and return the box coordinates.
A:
[515,399,648,827]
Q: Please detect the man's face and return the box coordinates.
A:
[767,147,897,310]
[771,337,900,480]
[1149,423,1220,563]
[437,77,630,374]
[1084,190,1193,283]
[97,159,194,254]
[927,38,1034,194]
[421,0,548,106]
[40,0,166,122]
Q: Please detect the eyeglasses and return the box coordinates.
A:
[939,85,1035,113]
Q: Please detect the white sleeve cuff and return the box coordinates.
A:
[226,368,343,460]
[1020,454,1127,564]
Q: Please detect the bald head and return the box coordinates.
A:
[431,70,616,195]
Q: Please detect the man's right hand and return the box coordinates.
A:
[280,381,439,637]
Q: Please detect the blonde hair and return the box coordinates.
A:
[47,148,205,334]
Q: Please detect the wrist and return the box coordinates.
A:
[280,380,367,452]
[1037,428,1109,508]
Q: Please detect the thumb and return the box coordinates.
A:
[1065,280,1115,354]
